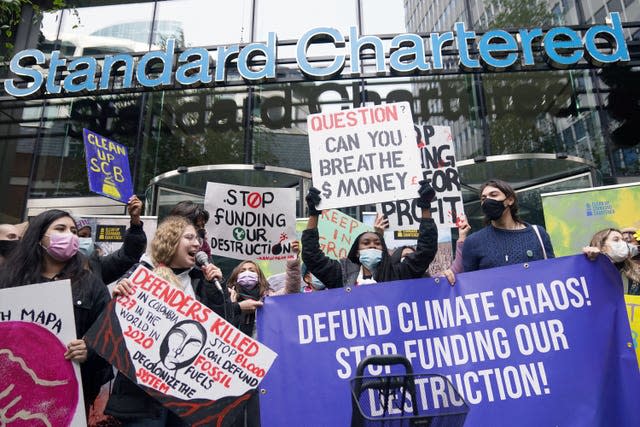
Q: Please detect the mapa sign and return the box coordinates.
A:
[4,13,629,97]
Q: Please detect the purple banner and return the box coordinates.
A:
[82,128,133,203]
[258,255,640,426]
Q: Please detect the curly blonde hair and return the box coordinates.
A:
[151,216,192,289]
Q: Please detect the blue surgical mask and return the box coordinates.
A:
[78,237,94,256]
[359,248,383,271]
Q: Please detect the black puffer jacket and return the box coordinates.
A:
[302,217,438,288]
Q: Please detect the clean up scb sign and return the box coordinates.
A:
[308,102,423,210]
[82,128,133,203]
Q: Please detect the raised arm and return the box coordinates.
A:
[283,241,303,294]
[301,187,343,288]
[96,195,147,284]
[396,181,438,278]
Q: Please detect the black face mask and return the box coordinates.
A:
[0,240,18,257]
[482,198,507,221]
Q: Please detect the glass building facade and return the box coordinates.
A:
[0,0,638,230]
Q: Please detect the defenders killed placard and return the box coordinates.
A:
[84,265,278,425]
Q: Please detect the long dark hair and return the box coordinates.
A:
[169,201,209,226]
[480,179,521,224]
[0,209,87,289]
[347,231,395,282]
[227,260,270,297]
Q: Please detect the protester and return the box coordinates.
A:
[272,241,325,293]
[462,179,554,273]
[372,212,414,273]
[621,227,639,246]
[0,223,20,266]
[302,181,438,288]
[227,260,271,338]
[222,243,305,427]
[76,218,92,240]
[583,228,640,295]
[169,200,212,256]
[620,226,640,266]
[106,215,262,426]
[0,209,112,414]
[78,195,147,285]
[226,258,281,427]
[300,263,326,292]
[440,217,471,284]
[389,245,417,265]
[273,240,305,295]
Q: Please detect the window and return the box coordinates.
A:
[607,0,623,14]
[594,6,607,23]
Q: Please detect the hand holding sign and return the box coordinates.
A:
[416,180,436,209]
[112,278,135,297]
[239,298,264,313]
[83,129,133,204]
[127,195,143,225]
[306,187,322,216]
[64,339,88,363]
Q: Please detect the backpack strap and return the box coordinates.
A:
[532,225,548,260]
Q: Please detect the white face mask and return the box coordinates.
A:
[607,241,631,263]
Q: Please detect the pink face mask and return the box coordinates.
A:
[44,232,79,262]
[237,271,259,290]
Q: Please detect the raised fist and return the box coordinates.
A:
[306,187,322,216]
[416,180,436,209]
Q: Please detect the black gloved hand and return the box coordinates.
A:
[306,187,322,216]
[416,180,436,209]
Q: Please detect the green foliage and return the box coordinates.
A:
[487,0,554,28]
[1,0,24,52]
[480,0,562,155]
[0,0,69,61]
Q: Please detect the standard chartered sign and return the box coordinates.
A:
[4,12,630,98]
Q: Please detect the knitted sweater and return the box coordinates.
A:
[462,223,554,272]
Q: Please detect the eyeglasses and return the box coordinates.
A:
[182,233,199,242]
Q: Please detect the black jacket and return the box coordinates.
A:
[41,271,112,406]
[105,265,241,422]
[302,217,438,288]
[89,221,147,285]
